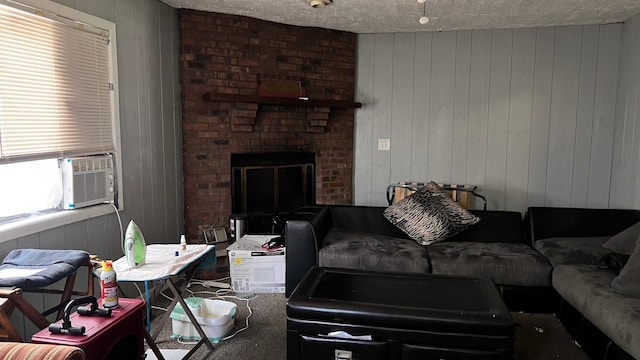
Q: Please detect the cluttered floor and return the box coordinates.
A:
[143,282,586,360]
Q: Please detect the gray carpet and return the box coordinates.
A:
[147,288,588,360]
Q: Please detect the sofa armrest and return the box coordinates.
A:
[285,206,332,297]
[0,343,85,360]
[527,206,640,242]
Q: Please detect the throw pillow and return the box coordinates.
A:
[610,235,640,297]
[383,181,480,246]
[602,221,640,255]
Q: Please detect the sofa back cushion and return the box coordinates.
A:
[327,206,523,245]
[447,210,524,244]
[611,235,640,297]
[329,205,411,239]
[602,221,640,255]
[527,207,640,243]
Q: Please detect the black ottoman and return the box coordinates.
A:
[287,267,514,360]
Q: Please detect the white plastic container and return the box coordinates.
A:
[170,297,236,343]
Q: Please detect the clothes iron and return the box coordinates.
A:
[124,220,147,268]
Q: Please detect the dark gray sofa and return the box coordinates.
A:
[284,204,640,360]
[285,205,553,311]
[528,207,640,360]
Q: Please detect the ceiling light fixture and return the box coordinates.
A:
[307,0,332,8]
[417,0,429,24]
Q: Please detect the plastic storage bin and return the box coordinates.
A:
[170,297,236,343]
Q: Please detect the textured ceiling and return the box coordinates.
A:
[160,0,640,33]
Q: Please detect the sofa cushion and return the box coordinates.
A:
[428,242,552,286]
[383,181,480,246]
[553,264,640,359]
[533,237,610,267]
[319,228,431,273]
[611,236,640,297]
[603,221,640,255]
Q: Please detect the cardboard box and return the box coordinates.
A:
[228,235,285,293]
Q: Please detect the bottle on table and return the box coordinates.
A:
[100,260,119,308]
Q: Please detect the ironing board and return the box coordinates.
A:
[111,244,216,359]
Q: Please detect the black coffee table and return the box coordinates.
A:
[287,267,514,360]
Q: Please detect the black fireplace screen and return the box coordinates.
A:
[231,152,315,215]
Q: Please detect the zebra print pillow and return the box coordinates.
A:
[383,181,480,246]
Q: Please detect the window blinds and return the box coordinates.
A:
[0,2,114,163]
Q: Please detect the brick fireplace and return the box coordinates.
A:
[179,10,358,240]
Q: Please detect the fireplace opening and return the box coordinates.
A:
[231,151,315,233]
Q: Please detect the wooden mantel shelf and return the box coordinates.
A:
[203,92,362,109]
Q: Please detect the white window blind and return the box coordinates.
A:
[0,2,114,163]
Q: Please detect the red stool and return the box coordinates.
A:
[32,298,145,360]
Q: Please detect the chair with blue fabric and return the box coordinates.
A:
[0,249,94,341]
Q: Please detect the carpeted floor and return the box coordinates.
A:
[511,312,587,360]
[147,288,588,360]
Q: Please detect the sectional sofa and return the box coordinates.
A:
[527,207,640,360]
[284,204,640,360]
[285,205,553,311]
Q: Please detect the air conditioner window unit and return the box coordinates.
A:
[60,155,115,210]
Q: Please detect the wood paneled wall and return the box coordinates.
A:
[0,0,182,339]
[611,14,640,210]
[355,24,626,213]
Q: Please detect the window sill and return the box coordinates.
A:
[0,204,117,243]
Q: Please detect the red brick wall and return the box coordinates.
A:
[180,10,357,240]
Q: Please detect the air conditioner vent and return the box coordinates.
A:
[60,155,115,209]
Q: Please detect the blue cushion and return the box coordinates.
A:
[0,249,88,290]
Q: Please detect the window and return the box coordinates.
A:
[0,159,61,219]
[0,0,120,224]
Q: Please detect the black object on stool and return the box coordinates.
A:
[49,296,111,336]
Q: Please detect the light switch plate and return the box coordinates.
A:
[378,138,390,151]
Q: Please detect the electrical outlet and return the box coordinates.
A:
[378,138,391,151]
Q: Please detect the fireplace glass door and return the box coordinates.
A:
[231,152,315,216]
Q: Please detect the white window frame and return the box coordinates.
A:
[0,0,123,243]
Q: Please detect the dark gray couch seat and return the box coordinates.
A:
[527,206,640,360]
[429,242,552,287]
[533,236,611,267]
[319,228,430,273]
[553,264,640,359]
